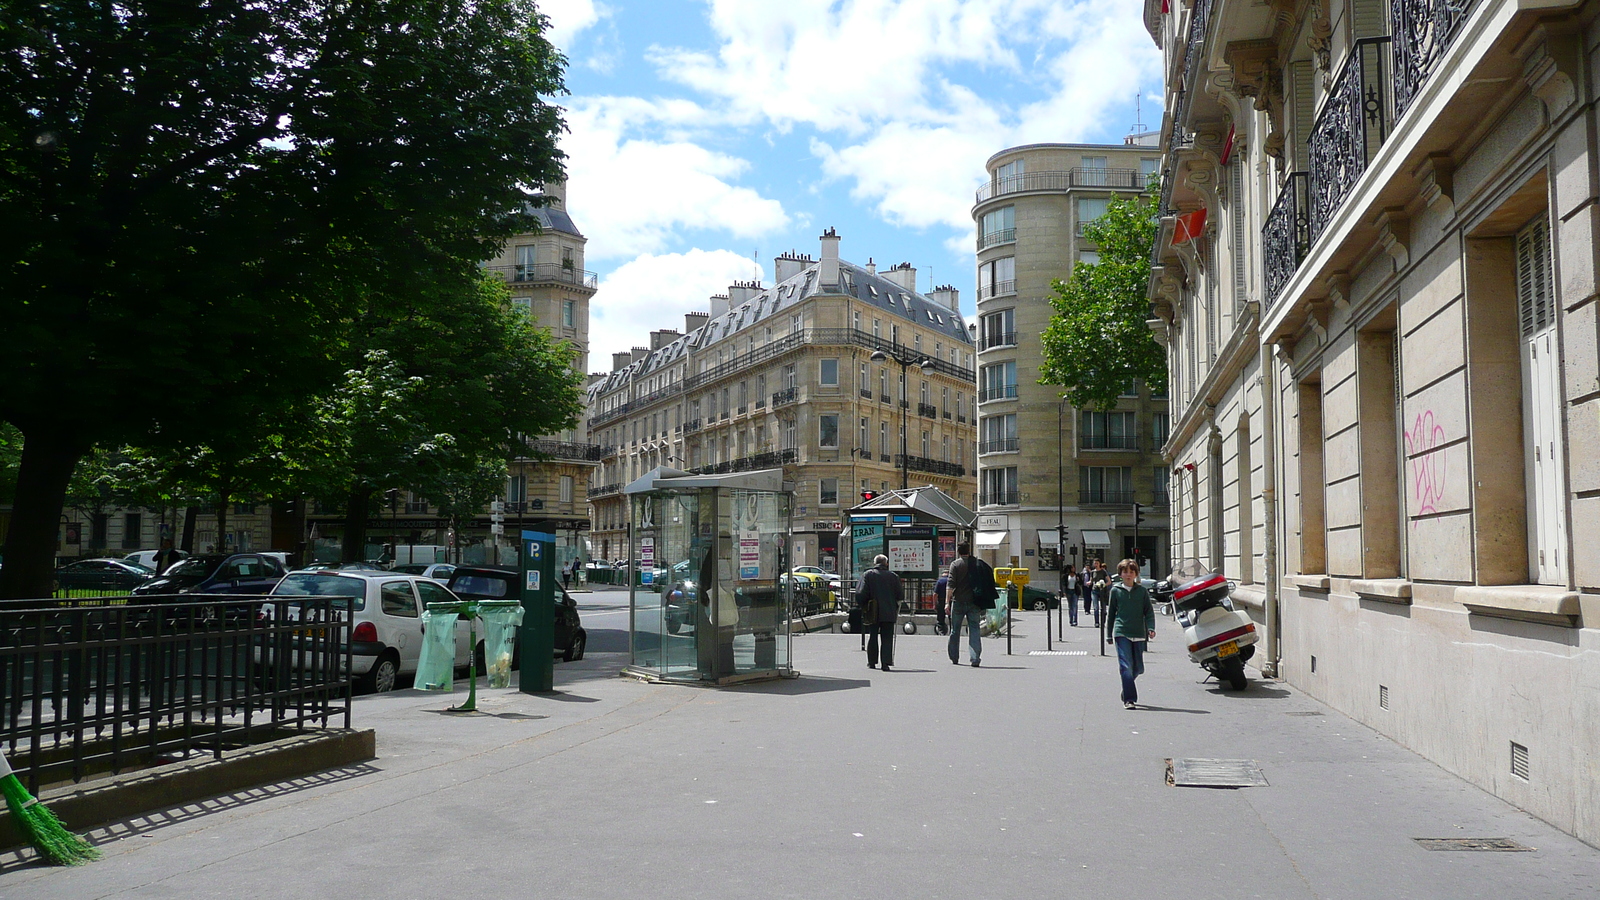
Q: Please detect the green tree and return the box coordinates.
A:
[0,0,569,598]
[1038,194,1166,412]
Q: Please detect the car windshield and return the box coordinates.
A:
[271,573,368,610]
[166,556,226,579]
[450,574,511,599]
[391,564,428,575]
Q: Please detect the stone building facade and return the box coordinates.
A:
[586,232,977,571]
[1147,0,1600,845]
[971,142,1171,575]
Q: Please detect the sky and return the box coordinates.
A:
[539,0,1163,368]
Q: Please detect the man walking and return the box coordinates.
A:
[857,554,902,671]
[1060,563,1078,627]
[1105,558,1156,709]
[933,567,950,636]
[946,543,983,667]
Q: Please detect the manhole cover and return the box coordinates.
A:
[1286,711,1324,716]
[1028,650,1089,656]
[1414,838,1533,852]
[1168,758,1268,788]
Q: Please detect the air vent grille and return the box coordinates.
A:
[1511,742,1530,781]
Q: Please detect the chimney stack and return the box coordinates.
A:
[728,280,762,307]
[630,346,648,365]
[650,328,680,350]
[774,250,812,284]
[709,293,731,319]
[818,228,841,288]
[932,284,960,311]
[883,261,917,291]
[866,257,876,276]
[612,351,633,372]
[685,311,711,333]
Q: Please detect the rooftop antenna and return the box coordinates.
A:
[1131,89,1145,135]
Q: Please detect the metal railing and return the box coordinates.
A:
[979,439,1020,454]
[1393,0,1475,118]
[1308,37,1392,245]
[0,596,351,795]
[974,168,1149,204]
[977,279,1016,301]
[525,439,607,461]
[1262,172,1311,308]
[917,403,938,418]
[979,331,1017,351]
[977,228,1016,251]
[980,491,1019,506]
[896,456,965,478]
[1082,490,1136,505]
[978,384,1019,402]
[483,263,598,289]
[771,387,797,407]
[1080,434,1140,451]
[687,448,797,475]
[589,482,622,497]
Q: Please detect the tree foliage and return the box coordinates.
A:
[1038,193,1166,412]
[0,0,570,596]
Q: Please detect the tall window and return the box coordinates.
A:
[994,158,1024,192]
[1516,214,1568,583]
[1152,412,1170,447]
[514,244,536,279]
[122,513,142,549]
[1076,197,1110,234]
[1080,466,1133,503]
[859,417,869,450]
[1080,155,1107,185]
[981,206,1015,245]
[820,478,839,506]
[921,431,930,457]
[783,420,797,450]
[980,414,1018,452]
[559,475,574,503]
[1153,466,1170,505]
[507,474,527,504]
[1081,411,1137,449]
[791,314,802,334]
[1140,157,1161,188]
[982,467,1018,505]
[879,368,888,398]
[978,257,1015,299]
[980,309,1015,349]
[859,362,868,392]
[819,414,839,448]
[782,364,796,389]
[980,362,1017,401]
[820,358,839,386]
[562,300,575,327]
[880,422,889,456]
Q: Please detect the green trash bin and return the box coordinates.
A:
[478,600,524,688]
[416,606,461,691]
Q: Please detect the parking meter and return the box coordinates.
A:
[519,529,556,693]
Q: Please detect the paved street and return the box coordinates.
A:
[2,597,1596,899]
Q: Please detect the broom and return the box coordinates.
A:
[0,750,98,865]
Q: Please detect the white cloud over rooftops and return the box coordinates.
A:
[587,249,767,365]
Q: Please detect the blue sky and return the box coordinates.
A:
[540,0,1162,366]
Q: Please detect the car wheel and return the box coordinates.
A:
[564,631,586,662]
[362,654,400,693]
[1031,600,1047,611]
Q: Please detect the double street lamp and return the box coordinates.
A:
[870,347,930,491]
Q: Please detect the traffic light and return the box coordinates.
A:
[861,490,878,502]
[1133,502,1145,525]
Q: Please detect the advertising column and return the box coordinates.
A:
[519,528,556,693]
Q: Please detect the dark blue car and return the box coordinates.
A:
[130,553,286,596]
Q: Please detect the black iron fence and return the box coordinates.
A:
[0,596,351,794]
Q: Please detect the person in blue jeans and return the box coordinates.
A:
[1105,558,1156,709]
[946,543,983,667]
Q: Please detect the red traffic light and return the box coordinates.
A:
[860,490,878,501]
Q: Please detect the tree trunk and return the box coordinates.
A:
[342,488,373,562]
[180,505,197,552]
[0,426,90,601]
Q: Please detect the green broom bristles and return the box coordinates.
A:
[0,751,98,866]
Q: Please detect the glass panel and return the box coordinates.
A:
[630,489,704,679]
[723,489,792,677]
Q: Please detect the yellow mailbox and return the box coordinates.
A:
[1010,567,1031,587]
[994,567,1014,587]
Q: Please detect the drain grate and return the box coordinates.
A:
[1286,711,1324,716]
[1167,758,1268,788]
[1028,650,1088,656]
[1414,838,1533,852]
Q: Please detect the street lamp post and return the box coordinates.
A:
[870,347,929,491]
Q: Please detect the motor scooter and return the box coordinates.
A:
[1154,563,1257,690]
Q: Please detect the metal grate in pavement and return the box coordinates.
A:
[1286,711,1324,716]
[1414,838,1533,852]
[1028,650,1089,656]
[1167,758,1269,788]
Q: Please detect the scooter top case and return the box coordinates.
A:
[1184,604,1258,664]
[1172,572,1230,613]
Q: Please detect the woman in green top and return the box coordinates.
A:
[1105,558,1156,709]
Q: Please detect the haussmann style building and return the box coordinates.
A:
[586,231,978,572]
[1145,0,1600,846]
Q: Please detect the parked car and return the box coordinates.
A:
[445,565,587,661]
[263,571,473,692]
[791,565,842,590]
[391,563,457,581]
[122,549,189,572]
[131,553,287,596]
[55,558,154,592]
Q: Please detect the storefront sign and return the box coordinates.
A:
[978,515,1008,531]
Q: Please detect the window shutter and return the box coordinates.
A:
[1515,217,1553,338]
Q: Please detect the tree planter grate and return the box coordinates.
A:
[1413,838,1533,852]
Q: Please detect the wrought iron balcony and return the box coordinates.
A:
[589,482,622,498]
[918,403,938,418]
[978,384,1019,402]
[979,438,1019,454]
[771,387,797,407]
[483,263,598,289]
[526,439,606,461]
[976,279,1016,301]
[1308,37,1392,245]
[1393,0,1475,118]
[859,388,873,399]
[979,331,1017,351]
[896,456,965,478]
[1081,490,1135,505]
[980,490,1019,506]
[1262,172,1310,308]
[977,228,1016,251]
[974,168,1148,204]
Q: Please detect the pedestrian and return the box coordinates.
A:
[562,560,572,590]
[1060,563,1078,626]
[946,542,991,667]
[1105,558,1156,709]
[857,554,903,671]
[934,567,950,636]
[1078,564,1094,617]
[151,538,182,575]
[1091,561,1111,627]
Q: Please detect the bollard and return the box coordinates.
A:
[1046,598,1052,651]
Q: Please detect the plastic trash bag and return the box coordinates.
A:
[416,608,460,691]
[478,601,524,688]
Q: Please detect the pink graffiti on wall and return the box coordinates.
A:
[1404,410,1448,524]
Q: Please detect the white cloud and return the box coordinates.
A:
[587,249,766,366]
[540,0,606,52]
[561,98,790,261]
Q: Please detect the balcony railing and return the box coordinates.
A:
[859,388,873,399]
[896,456,965,478]
[1152,490,1170,507]
[1262,172,1310,308]
[977,228,1016,251]
[978,384,1019,402]
[978,331,1017,351]
[1308,37,1392,244]
[687,448,798,476]
[589,482,622,497]
[483,263,598,289]
[917,403,938,418]
[979,438,1020,453]
[683,418,701,433]
[974,168,1148,204]
[1080,434,1140,451]
[771,387,797,407]
[1081,490,1136,505]
[1393,0,1475,118]
[976,279,1016,301]
[526,439,606,461]
[880,393,892,403]
[980,490,1019,506]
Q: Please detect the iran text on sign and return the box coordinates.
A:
[886,539,934,574]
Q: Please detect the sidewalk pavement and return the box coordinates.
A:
[2,614,1596,899]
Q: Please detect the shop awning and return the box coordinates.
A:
[1036,529,1060,547]
[975,531,1009,548]
[1081,529,1112,549]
